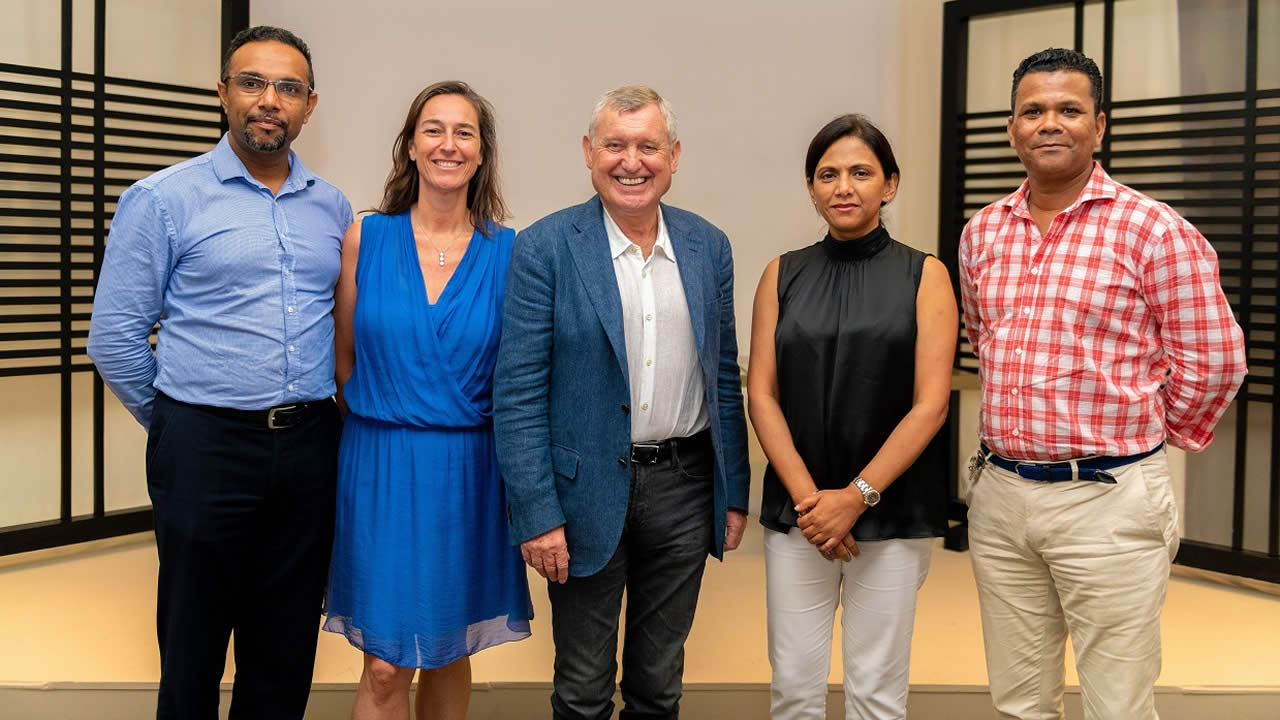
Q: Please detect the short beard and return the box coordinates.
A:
[239,123,288,153]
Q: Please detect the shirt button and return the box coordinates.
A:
[287,383,295,391]
[288,345,296,352]
[1030,267,1039,275]
[630,246,639,255]
[287,306,295,313]
[646,359,652,367]
[618,458,627,468]
[1014,347,1023,355]
[1011,388,1019,396]
[641,402,649,411]
[645,314,652,321]
[1023,308,1031,315]
[641,271,647,279]
[1012,428,1021,436]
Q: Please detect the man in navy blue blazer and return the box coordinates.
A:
[495,85,751,719]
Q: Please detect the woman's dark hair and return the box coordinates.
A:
[373,81,509,236]
[804,114,900,210]
[804,113,900,189]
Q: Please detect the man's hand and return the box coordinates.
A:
[724,509,748,552]
[521,526,570,584]
[795,489,865,553]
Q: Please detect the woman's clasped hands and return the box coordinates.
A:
[795,488,865,562]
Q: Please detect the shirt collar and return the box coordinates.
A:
[1003,161,1117,219]
[603,206,674,263]
[210,132,316,195]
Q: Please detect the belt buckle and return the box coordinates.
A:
[266,404,298,430]
[631,443,661,465]
[1014,462,1052,482]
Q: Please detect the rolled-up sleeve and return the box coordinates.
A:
[1143,217,1247,451]
[87,185,175,429]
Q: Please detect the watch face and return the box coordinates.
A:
[855,477,880,506]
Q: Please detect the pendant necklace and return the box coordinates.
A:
[417,222,469,267]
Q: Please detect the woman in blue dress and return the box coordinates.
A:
[324,80,532,720]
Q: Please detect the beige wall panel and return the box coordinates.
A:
[103,393,150,513]
[1109,0,1181,102]
[0,375,63,527]
[1262,0,1280,90]
[965,5,1075,114]
[895,0,946,255]
[105,0,221,87]
[70,372,95,517]
[1,0,62,69]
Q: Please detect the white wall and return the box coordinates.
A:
[253,0,905,360]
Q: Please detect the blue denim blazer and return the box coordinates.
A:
[494,195,751,576]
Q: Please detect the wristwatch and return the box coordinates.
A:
[852,476,881,507]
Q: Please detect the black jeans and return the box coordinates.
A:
[146,392,341,720]
[548,434,715,720]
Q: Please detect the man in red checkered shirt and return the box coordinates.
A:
[958,48,1246,720]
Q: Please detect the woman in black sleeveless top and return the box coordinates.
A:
[746,115,958,719]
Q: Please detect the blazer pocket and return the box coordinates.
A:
[551,443,581,481]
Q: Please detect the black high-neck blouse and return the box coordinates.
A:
[760,225,947,540]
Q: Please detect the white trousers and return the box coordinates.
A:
[764,528,933,720]
[967,449,1180,720]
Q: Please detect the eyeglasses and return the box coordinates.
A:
[223,73,312,102]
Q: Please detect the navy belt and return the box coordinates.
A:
[980,443,1163,484]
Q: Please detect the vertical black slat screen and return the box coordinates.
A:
[220,0,250,136]
[92,0,106,521]
[0,2,248,556]
[939,0,1280,583]
[1233,0,1259,553]
[938,0,971,550]
[1100,0,1114,170]
[1243,0,1280,562]
[1073,1,1085,51]
[58,0,73,526]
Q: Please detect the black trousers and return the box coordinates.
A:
[548,433,715,720]
[146,392,341,720]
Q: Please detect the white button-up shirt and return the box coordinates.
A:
[604,208,709,443]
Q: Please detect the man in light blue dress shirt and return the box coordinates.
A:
[87,26,351,720]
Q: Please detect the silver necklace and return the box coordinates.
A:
[415,221,470,267]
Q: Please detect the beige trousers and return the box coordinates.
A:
[967,449,1180,720]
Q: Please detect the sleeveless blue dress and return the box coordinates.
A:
[323,211,533,669]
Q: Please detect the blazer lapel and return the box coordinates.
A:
[567,197,630,386]
[666,205,707,355]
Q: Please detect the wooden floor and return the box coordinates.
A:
[2,518,1279,718]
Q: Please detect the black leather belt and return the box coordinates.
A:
[980,443,1163,484]
[159,391,333,430]
[630,429,711,465]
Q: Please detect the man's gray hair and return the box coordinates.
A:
[587,85,678,144]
